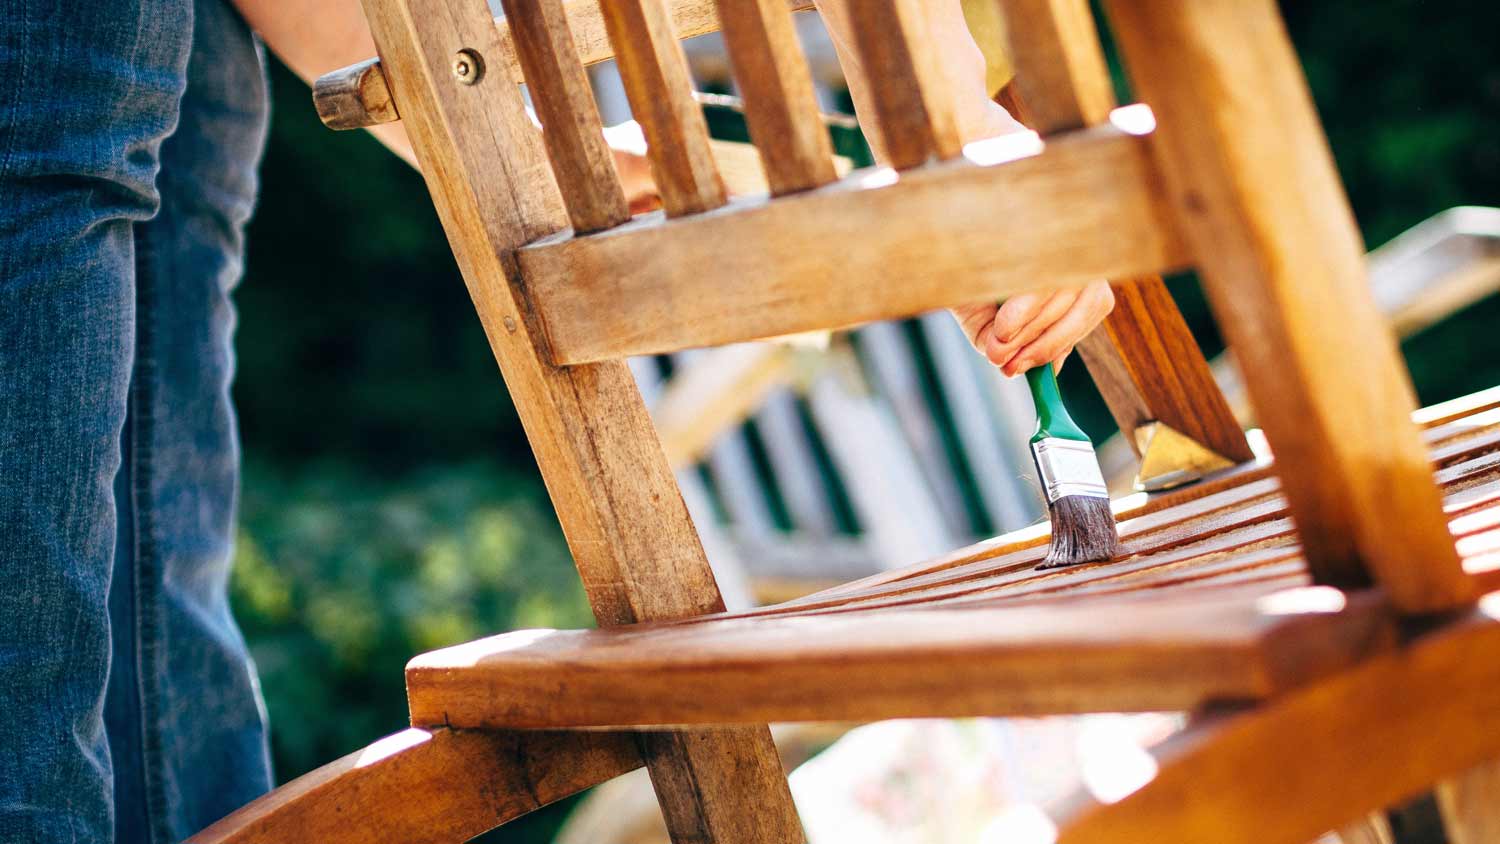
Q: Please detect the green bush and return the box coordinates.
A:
[233,459,590,778]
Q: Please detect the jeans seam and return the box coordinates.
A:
[128,226,168,844]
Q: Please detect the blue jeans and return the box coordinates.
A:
[0,0,273,841]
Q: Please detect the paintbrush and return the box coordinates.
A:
[1024,363,1120,568]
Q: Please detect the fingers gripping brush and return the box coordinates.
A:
[1025,363,1121,569]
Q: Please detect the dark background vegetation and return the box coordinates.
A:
[230,2,1499,840]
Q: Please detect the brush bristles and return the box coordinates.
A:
[1039,495,1121,569]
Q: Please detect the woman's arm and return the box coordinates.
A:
[233,0,419,166]
[235,0,1109,371]
[230,0,656,199]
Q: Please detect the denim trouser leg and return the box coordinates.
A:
[0,2,192,840]
[1,0,271,840]
[106,1,273,840]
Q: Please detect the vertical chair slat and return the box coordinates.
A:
[1104,0,1472,613]
[598,0,727,216]
[358,0,802,841]
[845,0,963,169]
[996,0,1254,467]
[995,0,1114,133]
[501,0,631,232]
[715,0,838,195]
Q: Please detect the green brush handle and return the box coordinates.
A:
[1025,363,1091,444]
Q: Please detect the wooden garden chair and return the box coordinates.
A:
[191,0,1500,841]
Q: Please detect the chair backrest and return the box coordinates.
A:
[352,0,1476,840]
[361,0,1475,613]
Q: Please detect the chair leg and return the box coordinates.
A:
[360,0,807,839]
[1436,757,1500,844]
[1101,0,1471,614]
[188,728,640,844]
[1054,606,1500,844]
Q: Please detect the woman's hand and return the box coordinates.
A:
[951,282,1115,377]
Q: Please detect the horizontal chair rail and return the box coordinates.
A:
[406,589,1394,729]
[187,729,640,844]
[521,119,1190,365]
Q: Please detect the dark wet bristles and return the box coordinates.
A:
[1038,495,1121,569]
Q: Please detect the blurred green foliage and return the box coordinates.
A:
[232,460,590,772]
[232,2,1498,839]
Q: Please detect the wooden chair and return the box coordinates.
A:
[193,0,1500,841]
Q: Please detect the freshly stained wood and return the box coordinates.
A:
[599,0,727,216]
[1106,0,1472,612]
[844,0,962,168]
[406,589,1396,728]
[714,0,837,195]
[1055,599,1500,844]
[359,0,799,839]
[523,125,1192,364]
[501,0,630,232]
[187,729,640,844]
[751,401,1500,618]
[1413,383,1500,426]
[1084,275,1254,464]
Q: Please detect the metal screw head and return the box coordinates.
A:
[451,49,483,85]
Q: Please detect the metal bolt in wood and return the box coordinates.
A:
[451,49,484,85]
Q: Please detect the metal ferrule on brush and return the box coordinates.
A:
[1030,437,1109,503]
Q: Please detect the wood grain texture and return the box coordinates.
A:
[407,589,1397,728]
[733,401,1500,618]
[358,1,800,841]
[523,125,1191,364]
[1084,276,1256,462]
[308,56,833,201]
[599,0,727,216]
[844,0,963,169]
[189,729,640,844]
[1054,597,1500,844]
[501,0,630,232]
[995,0,1114,133]
[801,395,1500,608]
[714,0,837,195]
[1437,757,1500,844]
[993,1,1251,465]
[1104,0,1471,613]
[313,57,400,129]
